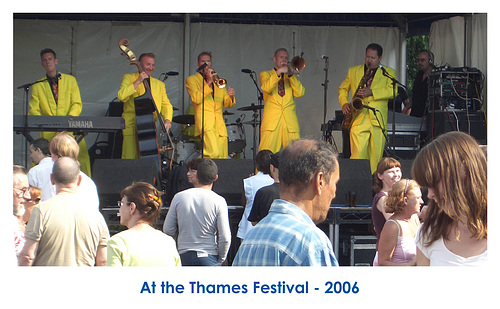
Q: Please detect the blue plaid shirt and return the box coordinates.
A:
[232,199,338,266]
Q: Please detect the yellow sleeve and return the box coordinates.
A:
[186,74,213,105]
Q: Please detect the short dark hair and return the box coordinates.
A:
[187,158,218,185]
[255,149,273,174]
[366,43,383,57]
[197,51,212,63]
[267,152,280,169]
[40,48,56,59]
[31,138,50,156]
[279,138,338,194]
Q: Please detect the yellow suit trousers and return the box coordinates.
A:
[338,64,397,173]
[186,73,235,159]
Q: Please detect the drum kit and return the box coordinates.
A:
[165,103,262,164]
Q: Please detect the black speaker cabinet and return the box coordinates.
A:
[427,110,486,144]
[335,158,372,206]
[211,159,254,206]
[92,159,159,208]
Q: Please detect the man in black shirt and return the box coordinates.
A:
[248,152,280,225]
[405,50,435,117]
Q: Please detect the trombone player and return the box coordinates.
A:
[258,48,305,154]
[186,51,236,159]
[338,43,396,174]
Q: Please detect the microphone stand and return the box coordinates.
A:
[246,70,264,158]
[320,56,337,153]
[199,70,205,158]
[17,78,48,167]
[381,68,407,153]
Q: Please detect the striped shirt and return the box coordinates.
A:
[233,199,338,266]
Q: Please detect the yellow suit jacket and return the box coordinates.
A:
[185,73,235,137]
[338,64,396,130]
[118,72,173,136]
[28,73,91,176]
[259,69,305,132]
[29,73,82,116]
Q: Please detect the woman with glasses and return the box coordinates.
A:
[413,132,487,266]
[377,179,423,266]
[107,182,181,266]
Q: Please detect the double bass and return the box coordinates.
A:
[118,38,172,178]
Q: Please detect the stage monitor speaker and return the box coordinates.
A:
[427,110,486,144]
[92,159,159,208]
[334,158,372,206]
[211,159,254,206]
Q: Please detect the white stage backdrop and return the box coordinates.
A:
[13,14,486,166]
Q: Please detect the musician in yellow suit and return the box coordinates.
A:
[259,48,305,154]
[118,53,173,159]
[186,52,236,159]
[338,43,396,174]
[28,48,91,177]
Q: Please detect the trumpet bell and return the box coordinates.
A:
[290,56,305,72]
[214,77,227,89]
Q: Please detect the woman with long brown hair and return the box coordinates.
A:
[412,131,487,265]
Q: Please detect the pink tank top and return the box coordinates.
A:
[386,219,417,264]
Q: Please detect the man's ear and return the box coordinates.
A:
[314,172,324,195]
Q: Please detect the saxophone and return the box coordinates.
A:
[341,67,371,130]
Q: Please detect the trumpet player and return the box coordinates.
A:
[338,43,396,174]
[258,48,305,154]
[186,51,236,159]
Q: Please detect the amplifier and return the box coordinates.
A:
[428,67,484,111]
[427,110,486,144]
[349,235,377,266]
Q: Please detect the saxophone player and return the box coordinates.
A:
[338,43,396,174]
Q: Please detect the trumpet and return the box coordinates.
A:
[281,54,306,76]
[210,69,227,88]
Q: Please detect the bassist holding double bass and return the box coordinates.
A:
[118,52,173,159]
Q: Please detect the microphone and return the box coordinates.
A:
[321,55,328,60]
[196,63,208,72]
[164,71,179,76]
[378,64,390,76]
[241,69,252,74]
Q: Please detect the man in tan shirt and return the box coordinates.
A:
[18,157,109,266]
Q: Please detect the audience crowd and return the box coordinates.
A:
[13,131,487,267]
